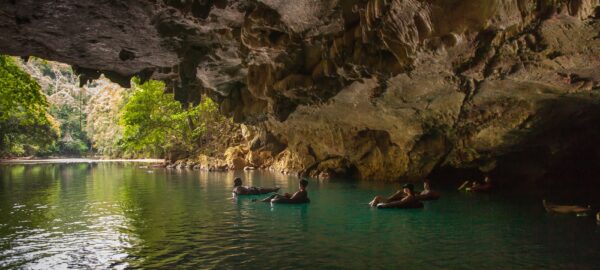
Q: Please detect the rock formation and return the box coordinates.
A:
[2,0,600,184]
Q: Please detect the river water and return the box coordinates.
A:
[0,163,598,269]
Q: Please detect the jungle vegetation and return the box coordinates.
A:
[0,55,229,159]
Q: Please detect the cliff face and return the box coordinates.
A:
[2,0,600,182]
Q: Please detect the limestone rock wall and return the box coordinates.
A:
[2,0,600,183]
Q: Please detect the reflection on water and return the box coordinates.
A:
[0,164,599,269]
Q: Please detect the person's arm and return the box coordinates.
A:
[400,194,415,203]
[386,190,405,202]
[260,194,279,202]
[289,191,306,201]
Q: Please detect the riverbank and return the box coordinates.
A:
[0,158,165,164]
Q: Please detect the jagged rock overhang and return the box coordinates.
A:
[2,0,600,183]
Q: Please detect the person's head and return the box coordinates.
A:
[233,177,242,187]
[299,179,309,190]
[423,180,431,191]
[402,183,414,195]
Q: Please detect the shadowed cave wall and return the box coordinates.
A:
[2,0,600,189]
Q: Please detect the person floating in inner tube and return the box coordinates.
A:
[369,183,418,207]
[260,179,310,204]
[375,183,422,209]
[458,175,493,192]
[232,177,280,195]
[417,180,441,200]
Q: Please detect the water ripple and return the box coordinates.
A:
[1,165,599,269]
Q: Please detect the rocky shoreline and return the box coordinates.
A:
[0,158,165,164]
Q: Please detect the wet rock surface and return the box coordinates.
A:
[2,0,600,183]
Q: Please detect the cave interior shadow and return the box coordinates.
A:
[429,94,600,207]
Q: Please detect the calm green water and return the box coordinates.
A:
[0,163,599,269]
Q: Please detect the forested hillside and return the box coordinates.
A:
[18,57,93,155]
[1,56,235,159]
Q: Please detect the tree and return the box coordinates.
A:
[0,55,60,157]
[119,78,229,158]
[19,57,91,156]
[120,79,184,157]
[85,79,126,157]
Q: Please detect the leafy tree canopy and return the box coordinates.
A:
[119,78,226,158]
[0,55,60,156]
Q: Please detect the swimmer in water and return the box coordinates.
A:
[417,180,441,200]
[459,175,493,192]
[232,177,280,195]
[260,179,309,203]
[375,183,421,209]
[369,183,418,207]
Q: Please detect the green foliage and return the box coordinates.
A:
[85,81,126,157]
[1,55,231,159]
[0,55,60,157]
[56,140,89,155]
[120,79,181,157]
[49,105,90,156]
[119,78,227,158]
[19,56,91,156]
